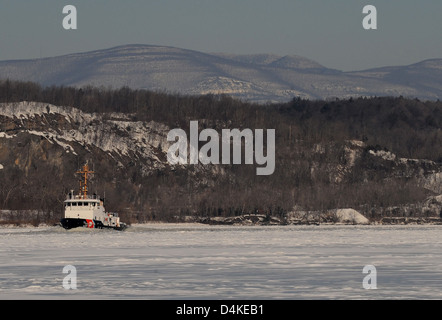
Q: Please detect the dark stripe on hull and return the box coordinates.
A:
[60,218,102,229]
[60,218,126,231]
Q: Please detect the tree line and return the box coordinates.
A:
[1,79,440,161]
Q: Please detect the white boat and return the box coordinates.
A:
[60,163,127,231]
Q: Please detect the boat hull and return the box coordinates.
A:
[60,218,126,231]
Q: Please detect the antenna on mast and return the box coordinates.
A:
[77,161,94,199]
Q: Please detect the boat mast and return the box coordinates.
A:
[77,162,94,199]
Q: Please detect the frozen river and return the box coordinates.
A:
[0,224,441,299]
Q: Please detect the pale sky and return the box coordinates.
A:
[0,0,441,71]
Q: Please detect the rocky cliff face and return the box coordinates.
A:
[0,101,170,175]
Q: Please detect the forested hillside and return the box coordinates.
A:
[0,80,441,225]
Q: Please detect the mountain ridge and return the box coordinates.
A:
[0,44,441,102]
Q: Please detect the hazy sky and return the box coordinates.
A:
[0,0,441,71]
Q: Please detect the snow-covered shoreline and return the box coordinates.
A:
[2,216,441,230]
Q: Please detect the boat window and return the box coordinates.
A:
[83,202,88,206]
[72,202,77,206]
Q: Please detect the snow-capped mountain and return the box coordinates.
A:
[1,44,441,102]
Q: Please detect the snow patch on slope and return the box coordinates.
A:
[335,209,370,225]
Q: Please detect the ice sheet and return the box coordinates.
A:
[0,224,441,299]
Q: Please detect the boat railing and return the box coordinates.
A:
[66,193,101,200]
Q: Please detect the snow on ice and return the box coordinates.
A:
[0,224,441,299]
